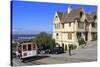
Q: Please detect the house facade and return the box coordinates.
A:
[52,6,97,50]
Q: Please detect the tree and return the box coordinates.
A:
[78,38,86,48]
[33,32,56,49]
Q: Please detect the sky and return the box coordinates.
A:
[11,1,97,34]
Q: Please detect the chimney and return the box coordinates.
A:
[68,5,72,14]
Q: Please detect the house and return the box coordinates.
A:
[52,6,97,50]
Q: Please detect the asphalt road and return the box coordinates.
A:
[12,41,97,66]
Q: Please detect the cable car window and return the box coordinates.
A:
[23,53,27,56]
[23,45,27,51]
[18,45,22,53]
[33,44,35,50]
[28,44,32,51]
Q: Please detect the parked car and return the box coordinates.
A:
[50,47,64,54]
[37,47,49,54]
[45,49,50,54]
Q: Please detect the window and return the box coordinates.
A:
[55,24,58,29]
[78,22,84,29]
[92,23,96,28]
[68,33,72,39]
[57,24,58,29]
[58,23,60,29]
[54,24,56,29]
[55,24,59,29]
[28,44,32,51]
[65,45,67,50]
[69,23,71,27]
[62,23,64,28]
[94,15,97,20]
[23,45,27,51]
[23,53,27,56]
[62,43,64,49]
[33,44,36,50]
[56,33,59,39]
[18,45,22,53]
[80,11,83,18]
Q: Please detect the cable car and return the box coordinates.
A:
[16,42,37,59]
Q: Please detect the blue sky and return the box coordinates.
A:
[12,1,97,34]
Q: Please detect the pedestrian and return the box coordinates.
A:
[69,45,71,56]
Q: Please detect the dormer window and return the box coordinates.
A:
[69,22,71,27]
[78,22,84,29]
[56,33,59,39]
[92,22,96,28]
[94,15,97,20]
[62,23,64,28]
[80,11,83,18]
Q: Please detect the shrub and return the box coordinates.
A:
[92,34,97,41]
[78,38,86,46]
[69,44,77,50]
[73,45,77,49]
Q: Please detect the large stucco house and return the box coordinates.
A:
[52,6,97,50]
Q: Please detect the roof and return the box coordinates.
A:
[56,7,97,23]
[86,12,97,22]
[61,11,68,23]
[56,11,63,21]
[63,8,83,22]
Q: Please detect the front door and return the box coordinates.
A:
[85,32,88,41]
[65,45,67,51]
[62,43,64,51]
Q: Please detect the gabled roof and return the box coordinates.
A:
[55,7,97,23]
[63,8,83,22]
[86,12,97,22]
[56,11,63,21]
[62,11,68,23]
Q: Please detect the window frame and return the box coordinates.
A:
[28,44,32,51]
[56,33,59,39]
[33,44,36,50]
[68,33,72,40]
[91,22,96,28]
[78,22,84,29]
[69,22,71,27]
[23,45,27,51]
[62,23,64,28]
